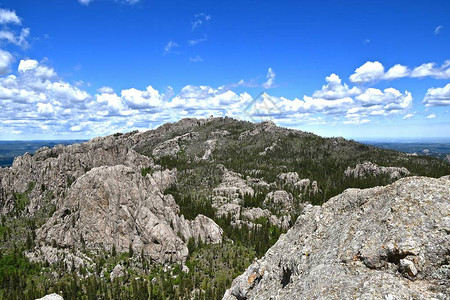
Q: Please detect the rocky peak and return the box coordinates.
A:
[35,165,222,264]
[224,176,450,299]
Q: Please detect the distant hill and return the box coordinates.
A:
[362,141,450,161]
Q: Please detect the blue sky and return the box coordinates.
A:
[0,0,449,140]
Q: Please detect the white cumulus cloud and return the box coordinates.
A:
[349,61,385,84]
[0,8,21,25]
[312,73,361,99]
[18,59,38,72]
[383,64,410,80]
[350,60,450,83]
[410,60,450,79]
[423,83,450,106]
[121,86,164,109]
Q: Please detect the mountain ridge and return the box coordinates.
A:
[0,116,449,299]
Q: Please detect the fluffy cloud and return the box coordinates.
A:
[349,61,385,84]
[312,73,361,99]
[410,60,450,79]
[383,64,410,80]
[94,92,125,114]
[350,60,450,83]
[356,88,412,108]
[18,59,38,72]
[427,113,436,119]
[121,86,164,109]
[36,102,55,114]
[423,83,450,106]
[0,56,434,138]
[262,68,276,89]
[0,49,14,75]
[0,59,90,130]
[0,8,21,25]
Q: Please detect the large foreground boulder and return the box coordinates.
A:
[224,176,450,300]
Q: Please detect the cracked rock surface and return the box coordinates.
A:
[224,176,450,300]
[36,165,223,264]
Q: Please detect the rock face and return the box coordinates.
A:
[224,176,450,300]
[213,169,254,200]
[152,132,199,158]
[0,131,153,214]
[263,190,293,213]
[344,161,410,180]
[276,172,318,194]
[36,165,222,263]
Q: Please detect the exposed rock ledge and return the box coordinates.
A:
[224,176,450,300]
[344,161,410,180]
[36,165,222,264]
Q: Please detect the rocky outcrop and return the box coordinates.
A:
[213,169,254,201]
[26,245,94,273]
[176,214,223,245]
[224,176,450,300]
[35,165,222,264]
[246,177,270,190]
[263,190,293,213]
[0,131,153,215]
[344,161,410,180]
[201,139,217,160]
[242,207,291,231]
[110,264,125,280]
[152,132,199,158]
[276,172,318,194]
[238,120,278,141]
[36,293,64,300]
[259,140,279,156]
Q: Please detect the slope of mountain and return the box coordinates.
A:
[0,117,449,299]
[224,176,450,300]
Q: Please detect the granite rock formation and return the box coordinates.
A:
[224,176,450,300]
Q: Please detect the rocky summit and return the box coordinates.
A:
[36,165,222,264]
[224,176,450,300]
[0,117,449,299]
